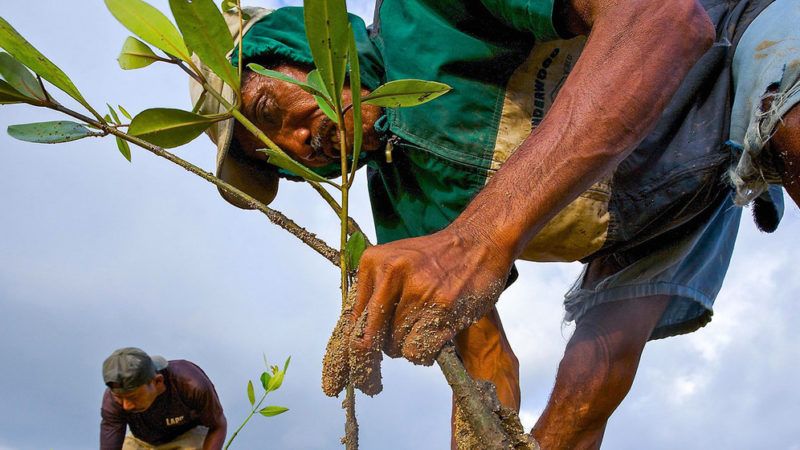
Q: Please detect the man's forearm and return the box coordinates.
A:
[202,422,227,450]
[99,418,126,450]
[327,0,717,393]
[451,0,715,262]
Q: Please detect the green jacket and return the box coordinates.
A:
[366,0,783,262]
[240,0,779,262]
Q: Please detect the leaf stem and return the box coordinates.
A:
[224,389,269,450]
[38,100,341,266]
[237,0,244,93]
[334,97,360,449]
[35,75,50,103]
[174,57,205,85]
[344,384,359,449]
[308,182,369,242]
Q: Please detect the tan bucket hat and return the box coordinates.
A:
[189,6,277,209]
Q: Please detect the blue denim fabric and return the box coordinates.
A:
[564,193,742,340]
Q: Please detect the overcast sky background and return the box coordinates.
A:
[1,1,799,449]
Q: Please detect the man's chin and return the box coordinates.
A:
[301,155,337,167]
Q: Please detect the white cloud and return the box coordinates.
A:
[518,408,543,431]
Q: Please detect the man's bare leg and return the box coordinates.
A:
[454,307,521,409]
[451,307,521,448]
[531,295,669,449]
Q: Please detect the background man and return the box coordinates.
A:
[194,0,800,447]
[100,347,227,450]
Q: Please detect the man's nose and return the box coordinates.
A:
[277,127,313,157]
[122,399,136,411]
[290,127,312,150]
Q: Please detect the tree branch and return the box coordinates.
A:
[46,102,341,266]
[437,344,517,449]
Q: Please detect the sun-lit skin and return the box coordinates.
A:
[225,5,800,449]
[234,63,384,167]
[109,375,165,413]
[769,104,800,206]
[328,1,717,448]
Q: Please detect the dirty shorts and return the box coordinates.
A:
[564,192,742,340]
[121,426,208,450]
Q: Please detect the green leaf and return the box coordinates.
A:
[283,356,291,372]
[259,406,288,417]
[259,371,272,391]
[266,365,287,391]
[247,380,255,407]
[305,69,330,99]
[345,231,367,271]
[247,64,329,99]
[307,70,338,124]
[303,0,349,110]
[107,103,121,124]
[0,52,44,100]
[313,94,338,124]
[117,36,160,70]
[105,0,191,62]
[362,80,452,108]
[0,17,89,107]
[220,0,237,13]
[191,90,208,114]
[116,136,132,162]
[346,26,362,162]
[169,0,237,89]
[128,108,215,148]
[118,105,132,120]
[258,148,338,186]
[7,121,97,144]
[0,79,32,104]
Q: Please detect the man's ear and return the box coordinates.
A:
[152,373,164,387]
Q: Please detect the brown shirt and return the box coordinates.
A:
[100,360,225,449]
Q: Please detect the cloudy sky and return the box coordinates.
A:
[1,1,799,449]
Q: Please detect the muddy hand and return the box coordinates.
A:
[322,280,384,397]
[323,227,512,397]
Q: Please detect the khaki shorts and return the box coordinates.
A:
[121,426,208,450]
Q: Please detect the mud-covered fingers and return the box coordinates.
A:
[384,297,421,359]
[321,280,371,397]
[347,273,401,396]
[391,304,456,365]
[383,315,410,359]
[344,268,375,332]
[347,311,386,396]
[401,318,457,366]
[321,314,352,397]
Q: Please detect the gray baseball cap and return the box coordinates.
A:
[102,347,168,393]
